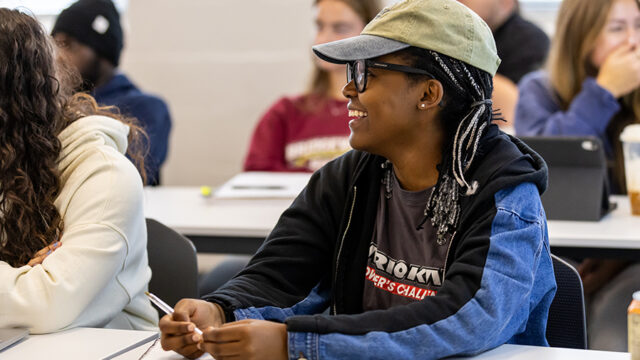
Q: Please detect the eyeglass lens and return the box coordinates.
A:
[355,60,365,92]
[346,60,367,92]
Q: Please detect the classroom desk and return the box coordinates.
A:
[0,327,629,359]
[144,187,640,258]
[0,327,157,359]
[547,195,640,260]
[450,344,630,359]
[119,341,630,359]
[144,186,292,254]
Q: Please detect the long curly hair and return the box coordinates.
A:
[0,8,147,267]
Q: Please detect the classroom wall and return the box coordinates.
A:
[120,0,558,187]
[121,0,315,186]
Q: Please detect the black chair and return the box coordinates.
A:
[546,254,587,349]
[146,218,199,313]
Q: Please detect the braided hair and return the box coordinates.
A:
[399,47,496,244]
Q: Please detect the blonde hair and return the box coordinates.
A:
[548,0,640,117]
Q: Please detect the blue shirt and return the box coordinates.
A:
[94,73,171,185]
[515,70,620,157]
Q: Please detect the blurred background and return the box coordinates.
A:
[11,0,561,187]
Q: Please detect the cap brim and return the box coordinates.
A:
[312,34,410,64]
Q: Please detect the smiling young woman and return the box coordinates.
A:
[160,1,556,359]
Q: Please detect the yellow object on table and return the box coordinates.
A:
[200,186,212,197]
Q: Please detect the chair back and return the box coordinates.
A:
[546,254,587,349]
[146,218,199,312]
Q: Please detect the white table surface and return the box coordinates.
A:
[144,187,640,250]
[1,327,630,359]
[144,186,292,238]
[547,195,640,249]
[0,327,157,359]
[450,344,630,359]
[118,341,629,360]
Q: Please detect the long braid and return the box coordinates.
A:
[400,47,494,244]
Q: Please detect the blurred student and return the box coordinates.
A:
[159,1,556,359]
[0,8,157,333]
[243,0,381,172]
[516,0,640,350]
[459,0,549,131]
[52,0,171,185]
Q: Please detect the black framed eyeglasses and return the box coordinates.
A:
[346,59,434,93]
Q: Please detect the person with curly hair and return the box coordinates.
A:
[0,8,157,333]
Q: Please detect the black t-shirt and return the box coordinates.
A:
[493,13,550,84]
[362,171,446,311]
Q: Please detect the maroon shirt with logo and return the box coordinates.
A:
[244,95,351,172]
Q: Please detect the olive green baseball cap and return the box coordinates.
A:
[312,0,501,76]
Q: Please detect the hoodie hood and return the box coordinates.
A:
[462,124,548,212]
[93,73,139,101]
[57,115,130,175]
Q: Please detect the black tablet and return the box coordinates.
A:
[519,136,614,221]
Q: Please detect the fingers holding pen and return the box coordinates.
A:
[159,314,203,356]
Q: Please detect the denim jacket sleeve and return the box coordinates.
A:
[232,281,331,323]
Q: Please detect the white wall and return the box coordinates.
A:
[121,0,315,186]
[520,0,560,35]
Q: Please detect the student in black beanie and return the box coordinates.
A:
[53,0,172,186]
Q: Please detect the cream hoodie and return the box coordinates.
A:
[0,115,158,333]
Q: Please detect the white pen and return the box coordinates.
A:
[145,291,203,335]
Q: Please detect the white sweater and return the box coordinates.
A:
[0,115,158,333]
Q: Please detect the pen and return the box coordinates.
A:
[145,291,203,335]
[231,185,285,190]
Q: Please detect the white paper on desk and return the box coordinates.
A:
[214,172,312,199]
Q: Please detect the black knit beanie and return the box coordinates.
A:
[52,0,123,67]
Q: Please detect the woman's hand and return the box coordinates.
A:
[200,319,288,360]
[578,258,629,295]
[27,241,61,267]
[596,43,640,98]
[159,298,225,359]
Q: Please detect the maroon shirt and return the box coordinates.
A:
[244,95,351,172]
